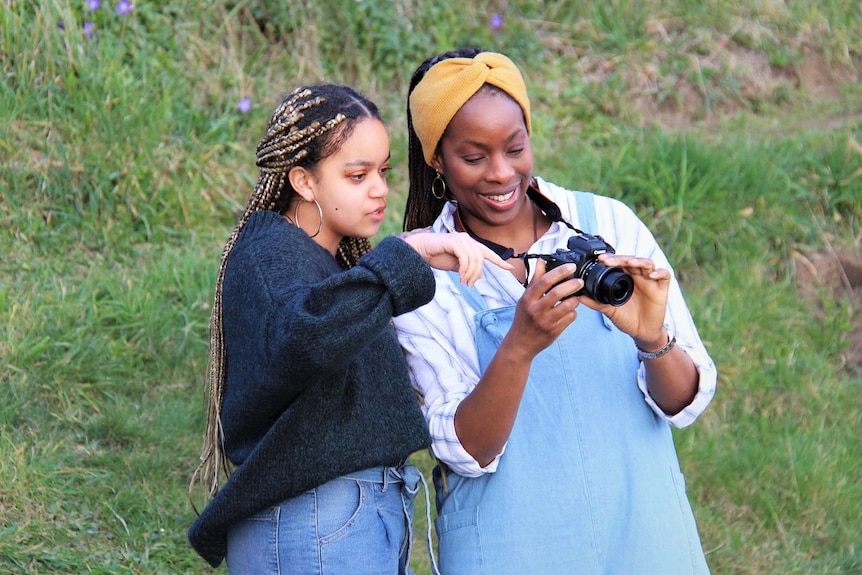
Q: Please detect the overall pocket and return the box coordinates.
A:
[435,506,485,575]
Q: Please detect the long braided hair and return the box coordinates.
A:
[190,84,381,505]
[403,47,483,231]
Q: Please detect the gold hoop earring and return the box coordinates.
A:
[295,198,323,239]
[432,172,447,200]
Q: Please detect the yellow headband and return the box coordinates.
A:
[409,52,531,165]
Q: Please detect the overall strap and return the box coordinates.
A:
[573,190,598,234]
[446,270,487,312]
[526,181,597,236]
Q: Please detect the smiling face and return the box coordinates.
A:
[291,118,391,254]
[431,88,534,245]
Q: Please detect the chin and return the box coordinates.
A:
[360,226,381,239]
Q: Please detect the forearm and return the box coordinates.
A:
[636,330,699,415]
[454,338,534,467]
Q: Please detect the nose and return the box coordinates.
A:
[486,152,516,183]
[370,172,389,198]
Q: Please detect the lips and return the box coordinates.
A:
[486,190,515,203]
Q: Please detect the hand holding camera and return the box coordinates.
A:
[526,232,672,345]
[531,232,634,306]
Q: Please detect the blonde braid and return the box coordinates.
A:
[336,237,372,268]
[190,86,359,507]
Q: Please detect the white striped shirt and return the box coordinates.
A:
[393,177,717,477]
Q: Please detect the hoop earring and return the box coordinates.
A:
[431,172,447,200]
[295,198,323,239]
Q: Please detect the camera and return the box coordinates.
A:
[540,232,633,306]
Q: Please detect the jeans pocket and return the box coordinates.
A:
[316,478,364,545]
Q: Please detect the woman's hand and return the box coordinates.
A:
[499,261,585,360]
[578,254,670,349]
[402,231,514,286]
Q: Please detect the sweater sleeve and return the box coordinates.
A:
[269,236,435,373]
[223,214,435,393]
[358,236,438,317]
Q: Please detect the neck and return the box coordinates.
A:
[456,197,545,259]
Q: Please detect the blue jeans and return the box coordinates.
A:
[226,465,422,575]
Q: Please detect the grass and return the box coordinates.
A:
[1,0,861,573]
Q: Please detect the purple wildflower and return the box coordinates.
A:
[116,1,133,14]
[237,98,252,114]
[489,13,504,31]
[83,22,96,37]
[58,19,66,31]
[86,0,100,11]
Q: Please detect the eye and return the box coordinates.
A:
[507,147,525,157]
[463,155,484,165]
[380,165,392,178]
[349,172,367,182]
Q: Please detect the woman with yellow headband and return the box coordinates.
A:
[393,48,717,573]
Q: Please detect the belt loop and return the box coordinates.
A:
[382,466,390,493]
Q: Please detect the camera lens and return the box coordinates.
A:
[583,263,633,306]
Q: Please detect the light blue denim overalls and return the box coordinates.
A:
[434,193,710,575]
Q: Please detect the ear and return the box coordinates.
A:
[429,154,444,175]
[288,166,314,202]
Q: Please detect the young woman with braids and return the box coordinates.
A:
[392,49,718,573]
[187,83,509,573]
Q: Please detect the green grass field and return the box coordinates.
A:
[2,1,861,573]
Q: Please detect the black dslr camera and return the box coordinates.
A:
[539,232,633,306]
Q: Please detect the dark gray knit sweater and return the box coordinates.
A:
[188,210,434,567]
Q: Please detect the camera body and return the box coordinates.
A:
[542,232,634,306]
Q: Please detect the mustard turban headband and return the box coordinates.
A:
[409,52,532,165]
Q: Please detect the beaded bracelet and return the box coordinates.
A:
[636,334,677,360]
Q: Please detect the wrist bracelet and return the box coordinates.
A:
[636,334,676,360]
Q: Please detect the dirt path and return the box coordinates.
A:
[794,249,862,373]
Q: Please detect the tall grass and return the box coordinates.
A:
[2,1,860,573]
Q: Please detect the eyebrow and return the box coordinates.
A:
[461,128,526,149]
[344,154,391,168]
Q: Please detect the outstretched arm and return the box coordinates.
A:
[401,231,514,286]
